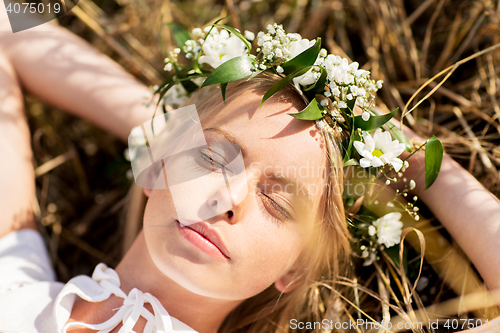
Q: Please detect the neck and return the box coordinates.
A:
[69,231,242,333]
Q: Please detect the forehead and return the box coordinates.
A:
[201,90,327,207]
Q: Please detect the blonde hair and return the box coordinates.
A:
[185,72,352,332]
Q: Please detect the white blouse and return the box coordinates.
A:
[0,229,197,333]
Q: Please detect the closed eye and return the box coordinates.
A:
[258,189,294,224]
[197,148,231,174]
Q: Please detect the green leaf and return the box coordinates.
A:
[306,66,327,95]
[200,55,255,88]
[344,118,357,163]
[151,81,176,136]
[425,135,443,189]
[343,158,359,167]
[385,121,413,152]
[220,82,228,102]
[353,107,398,131]
[167,23,192,50]
[172,63,199,93]
[213,24,252,52]
[289,98,324,120]
[384,243,407,270]
[261,66,313,107]
[346,97,357,114]
[180,79,199,94]
[247,68,264,81]
[280,38,321,74]
[203,16,230,36]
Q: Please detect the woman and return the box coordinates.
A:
[1,8,499,333]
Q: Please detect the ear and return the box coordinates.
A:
[274,270,303,293]
[143,188,152,197]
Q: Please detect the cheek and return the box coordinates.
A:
[227,211,305,294]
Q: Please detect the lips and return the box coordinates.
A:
[176,220,231,259]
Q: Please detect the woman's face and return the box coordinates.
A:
[143,89,327,300]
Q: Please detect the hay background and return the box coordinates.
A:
[26,0,500,321]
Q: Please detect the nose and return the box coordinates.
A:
[204,173,248,224]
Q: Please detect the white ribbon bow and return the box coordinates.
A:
[53,263,197,333]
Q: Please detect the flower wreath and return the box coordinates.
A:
[148,20,444,266]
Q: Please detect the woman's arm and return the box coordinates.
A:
[0,6,162,238]
[0,6,158,142]
[398,123,500,291]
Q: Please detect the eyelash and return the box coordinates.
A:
[257,190,293,225]
[188,149,231,176]
[199,151,226,171]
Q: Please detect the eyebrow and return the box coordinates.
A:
[204,127,248,158]
[265,174,313,206]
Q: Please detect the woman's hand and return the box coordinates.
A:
[0,5,157,142]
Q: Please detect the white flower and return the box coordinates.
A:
[191,77,205,87]
[198,29,248,69]
[316,119,326,129]
[338,101,347,109]
[163,83,189,109]
[244,30,255,41]
[192,28,203,37]
[288,38,316,58]
[402,160,410,171]
[276,65,284,74]
[287,32,301,41]
[293,70,318,87]
[362,249,377,266]
[409,179,416,190]
[164,63,173,72]
[267,24,276,34]
[361,111,370,121]
[371,212,403,248]
[368,225,376,236]
[324,56,354,85]
[353,129,406,171]
[355,69,370,79]
[320,99,329,107]
[331,86,340,97]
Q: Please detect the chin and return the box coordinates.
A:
[146,246,269,301]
